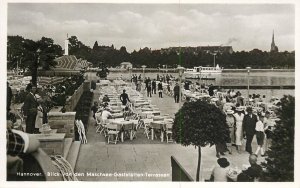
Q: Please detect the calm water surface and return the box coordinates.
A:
[90,71,295,100]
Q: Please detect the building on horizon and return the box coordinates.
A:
[160,45,234,55]
[270,30,279,52]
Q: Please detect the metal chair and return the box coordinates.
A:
[106,123,120,144]
[165,123,173,143]
[95,116,106,136]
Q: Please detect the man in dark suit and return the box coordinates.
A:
[173,83,180,103]
[243,107,258,154]
[22,85,38,134]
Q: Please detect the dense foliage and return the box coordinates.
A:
[8,35,294,70]
[74,91,93,141]
[261,95,294,181]
[173,100,229,181]
[8,35,62,71]
[173,100,229,147]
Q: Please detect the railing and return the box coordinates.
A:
[171,156,194,181]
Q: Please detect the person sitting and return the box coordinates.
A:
[91,102,99,120]
[101,108,112,121]
[238,154,263,182]
[123,106,133,120]
[102,94,110,103]
[210,158,237,182]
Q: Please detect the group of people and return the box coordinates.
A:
[7,82,43,180]
[210,154,263,182]
[215,106,275,158]
[7,82,49,134]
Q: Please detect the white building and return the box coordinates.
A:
[120,62,133,69]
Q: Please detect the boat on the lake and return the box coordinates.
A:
[184,64,223,79]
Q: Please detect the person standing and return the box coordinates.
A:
[151,79,156,94]
[225,110,235,154]
[158,81,163,98]
[120,89,131,106]
[173,83,180,103]
[35,95,44,131]
[7,82,13,111]
[243,107,258,154]
[102,94,110,103]
[146,79,152,97]
[208,84,215,97]
[236,92,244,106]
[255,113,266,156]
[22,85,39,134]
[233,107,244,153]
[166,74,170,84]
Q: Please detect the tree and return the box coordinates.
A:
[92,41,99,51]
[173,100,229,181]
[261,95,294,181]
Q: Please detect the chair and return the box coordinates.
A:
[165,123,173,143]
[106,123,120,144]
[95,116,106,136]
[142,118,153,139]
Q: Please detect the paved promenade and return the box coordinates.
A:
[75,81,266,181]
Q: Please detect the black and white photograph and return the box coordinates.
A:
[1,0,299,186]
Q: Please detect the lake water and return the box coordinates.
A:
[88,71,295,101]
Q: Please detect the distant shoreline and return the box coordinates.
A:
[107,68,295,73]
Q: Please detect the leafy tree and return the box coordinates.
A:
[261,95,294,181]
[68,36,92,60]
[173,100,229,181]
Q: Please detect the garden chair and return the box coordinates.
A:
[106,123,120,144]
[142,118,153,139]
[165,123,173,143]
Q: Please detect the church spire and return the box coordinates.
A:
[272,30,275,44]
[270,30,278,52]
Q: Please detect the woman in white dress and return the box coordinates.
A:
[233,107,244,153]
[35,95,44,132]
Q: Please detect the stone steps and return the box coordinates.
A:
[63,138,73,158]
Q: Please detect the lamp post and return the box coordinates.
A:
[32,48,41,87]
[212,53,217,67]
[17,53,24,76]
[158,64,160,74]
[177,66,185,108]
[142,65,146,82]
[128,67,132,83]
[246,67,251,103]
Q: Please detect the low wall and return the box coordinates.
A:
[48,112,76,139]
[65,81,91,112]
[171,156,194,181]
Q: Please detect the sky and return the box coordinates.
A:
[7,3,295,52]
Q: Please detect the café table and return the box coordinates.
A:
[111,113,123,119]
[153,116,164,121]
[151,111,161,116]
[110,109,122,113]
[108,118,135,142]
